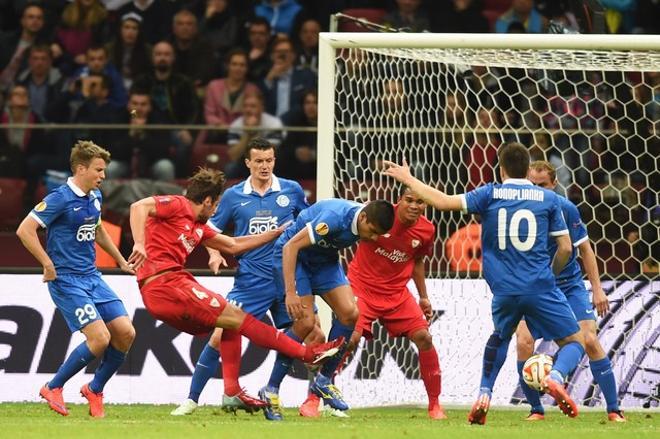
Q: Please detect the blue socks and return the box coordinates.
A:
[188,344,220,403]
[89,345,126,393]
[49,342,96,389]
[266,328,301,392]
[479,332,510,392]
[517,360,544,413]
[552,341,585,378]
[590,357,619,412]
[319,318,354,379]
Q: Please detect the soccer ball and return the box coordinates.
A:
[522,354,553,391]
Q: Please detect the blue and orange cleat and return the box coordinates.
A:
[39,384,68,416]
[258,387,283,421]
[608,410,626,422]
[80,383,105,418]
[541,375,578,418]
[525,411,545,421]
[428,401,448,420]
[467,392,490,425]
[310,375,349,411]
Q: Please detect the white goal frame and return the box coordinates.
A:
[316,32,660,200]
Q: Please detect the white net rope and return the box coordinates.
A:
[332,46,659,280]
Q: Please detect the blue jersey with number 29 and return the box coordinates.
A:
[462,178,568,296]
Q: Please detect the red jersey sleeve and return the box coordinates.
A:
[153,195,184,219]
[415,218,435,259]
[200,223,217,241]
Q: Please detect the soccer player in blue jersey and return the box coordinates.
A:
[383,142,586,423]
[515,160,625,422]
[16,141,136,418]
[262,198,395,414]
[171,137,323,417]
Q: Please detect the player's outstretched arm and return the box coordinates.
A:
[552,234,572,276]
[382,159,463,212]
[203,220,290,256]
[578,240,608,316]
[16,216,56,282]
[282,228,312,320]
[128,197,157,269]
[96,222,135,274]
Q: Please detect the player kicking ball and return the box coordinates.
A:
[303,187,447,420]
[515,161,625,422]
[128,168,343,387]
[384,143,586,424]
[17,141,136,418]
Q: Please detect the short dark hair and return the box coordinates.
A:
[90,72,112,91]
[498,142,530,179]
[185,168,226,204]
[246,137,275,160]
[362,200,395,232]
[225,48,248,66]
[29,44,52,58]
[249,17,271,32]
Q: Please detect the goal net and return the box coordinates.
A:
[317,33,660,408]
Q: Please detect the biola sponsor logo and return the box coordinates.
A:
[75,223,96,242]
[249,216,278,235]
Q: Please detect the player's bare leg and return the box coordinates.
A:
[310,285,358,412]
[172,328,223,416]
[515,321,545,420]
[81,316,135,418]
[578,320,625,422]
[410,329,446,420]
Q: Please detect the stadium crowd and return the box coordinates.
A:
[0,0,657,274]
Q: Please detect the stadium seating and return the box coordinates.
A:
[0,178,27,228]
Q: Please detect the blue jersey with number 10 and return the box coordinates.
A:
[462,179,568,296]
[209,176,308,280]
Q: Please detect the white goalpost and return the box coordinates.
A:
[316,32,660,408]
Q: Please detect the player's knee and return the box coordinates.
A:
[114,324,136,351]
[516,331,535,360]
[87,326,111,352]
[304,325,325,346]
[208,328,224,349]
[338,306,359,327]
[411,330,433,351]
[293,315,316,339]
[583,331,603,358]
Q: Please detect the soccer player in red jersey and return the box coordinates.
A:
[302,187,447,419]
[127,168,343,381]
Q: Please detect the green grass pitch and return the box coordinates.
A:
[1,404,658,438]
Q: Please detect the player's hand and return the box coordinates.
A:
[592,286,609,317]
[208,252,228,274]
[419,297,433,321]
[128,243,147,270]
[42,264,57,283]
[118,259,136,275]
[285,292,306,320]
[382,158,414,185]
[275,220,293,235]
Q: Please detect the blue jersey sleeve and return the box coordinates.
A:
[305,210,342,244]
[30,190,67,228]
[292,183,310,216]
[463,184,493,215]
[548,195,569,237]
[209,190,233,232]
[563,200,588,247]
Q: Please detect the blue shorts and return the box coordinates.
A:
[227,275,291,329]
[559,282,596,322]
[48,272,128,332]
[273,258,348,297]
[492,288,580,341]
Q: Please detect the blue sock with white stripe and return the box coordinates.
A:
[590,357,619,412]
[479,332,510,393]
[49,342,96,389]
[89,345,126,393]
[188,344,220,403]
[266,328,301,392]
[517,360,544,414]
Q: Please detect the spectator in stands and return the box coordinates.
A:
[15,44,64,122]
[225,90,282,178]
[280,88,317,179]
[204,49,259,141]
[466,107,501,191]
[51,0,109,75]
[382,0,431,32]
[170,9,215,88]
[244,17,272,82]
[105,12,152,90]
[293,18,320,73]
[73,73,122,146]
[495,0,547,33]
[133,40,199,176]
[117,0,178,44]
[254,0,302,36]
[601,0,637,34]
[260,36,316,118]
[71,45,128,109]
[199,0,240,77]
[106,88,174,181]
[0,3,48,96]
[431,0,489,33]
